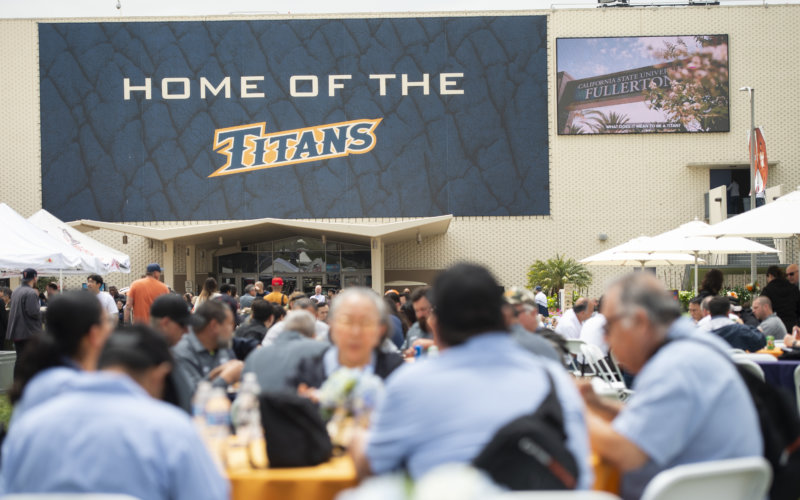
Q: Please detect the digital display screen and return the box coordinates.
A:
[556,35,729,135]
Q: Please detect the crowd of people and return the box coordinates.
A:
[0,260,798,499]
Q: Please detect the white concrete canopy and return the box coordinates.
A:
[70,215,453,293]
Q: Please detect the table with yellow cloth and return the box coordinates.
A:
[229,455,619,500]
[228,456,358,500]
[754,347,783,358]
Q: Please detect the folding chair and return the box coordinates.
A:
[564,339,594,377]
[731,355,766,381]
[581,344,631,401]
[639,456,771,500]
[490,491,621,499]
[3,495,141,500]
[732,353,776,363]
[794,364,800,417]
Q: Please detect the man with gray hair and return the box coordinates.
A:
[243,310,328,392]
[581,273,761,500]
[239,285,257,309]
[261,297,330,346]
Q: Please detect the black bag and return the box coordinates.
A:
[673,338,800,500]
[258,391,333,468]
[735,364,800,500]
[472,373,578,490]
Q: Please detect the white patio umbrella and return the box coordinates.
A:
[700,187,800,288]
[580,237,702,270]
[621,220,779,293]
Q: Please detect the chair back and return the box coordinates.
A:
[2,495,141,500]
[732,353,776,363]
[731,357,765,382]
[794,364,800,417]
[564,339,586,357]
[564,339,594,376]
[639,456,771,500]
[489,491,621,499]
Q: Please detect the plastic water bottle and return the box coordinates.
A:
[231,373,267,469]
[205,387,232,468]
[192,381,213,429]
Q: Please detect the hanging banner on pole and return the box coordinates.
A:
[750,127,768,194]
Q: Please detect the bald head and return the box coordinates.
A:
[573,297,594,323]
[787,264,799,286]
[752,296,773,321]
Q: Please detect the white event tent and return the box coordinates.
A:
[0,203,82,283]
[28,209,130,275]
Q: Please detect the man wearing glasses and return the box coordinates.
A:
[581,272,761,500]
[787,264,798,287]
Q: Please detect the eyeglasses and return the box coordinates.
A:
[602,313,626,336]
[789,272,797,277]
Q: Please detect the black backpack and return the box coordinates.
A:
[673,338,800,500]
[735,364,800,500]
[258,391,333,468]
[472,372,578,490]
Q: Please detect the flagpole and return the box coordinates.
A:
[740,86,757,286]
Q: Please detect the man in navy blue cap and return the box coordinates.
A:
[534,285,549,317]
[6,268,42,368]
[124,263,169,325]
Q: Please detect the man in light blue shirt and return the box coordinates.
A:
[353,263,592,488]
[583,273,762,500]
[1,327,229,500]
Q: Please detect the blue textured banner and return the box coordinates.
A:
[39,17,549,221]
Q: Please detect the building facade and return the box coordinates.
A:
[1,5,798,296]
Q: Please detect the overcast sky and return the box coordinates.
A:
[1,0,784,18]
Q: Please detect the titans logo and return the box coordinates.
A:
[210,118,382,177]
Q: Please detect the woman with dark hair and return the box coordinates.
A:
[383,294,407,349]
[9,290,113,414]
[696,269,724,301]
[193,277,219,311]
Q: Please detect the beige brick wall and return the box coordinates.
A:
[2,6,798,296]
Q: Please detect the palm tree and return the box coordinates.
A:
[584,110,630,134]
[526,254,592,297]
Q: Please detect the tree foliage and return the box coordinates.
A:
[527,254,592,297]
[644,36,729,132]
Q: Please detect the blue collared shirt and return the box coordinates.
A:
[323,346,377,377]
[1,371,229,500]
[612,318,762,500]
[366,332,592,488]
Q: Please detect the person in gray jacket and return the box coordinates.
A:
[243,310,328,392]
[7,268,42,366]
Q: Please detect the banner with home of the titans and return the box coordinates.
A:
[38,17,549,221]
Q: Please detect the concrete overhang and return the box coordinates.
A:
[69,215,453,248]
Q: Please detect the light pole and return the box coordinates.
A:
[739,86,756,285]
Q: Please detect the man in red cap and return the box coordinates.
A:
[264,277,288,307]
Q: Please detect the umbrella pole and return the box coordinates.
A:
[59,269,63,291]
[694,252,699,295]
